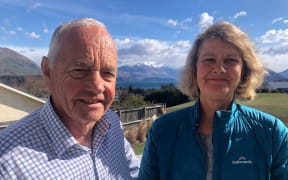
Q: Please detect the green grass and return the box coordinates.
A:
[133,93,288,154]
[132,143,146,155]
[166,93,288,125]
[238,93,288,125]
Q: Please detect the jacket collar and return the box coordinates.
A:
[192,99,238,130]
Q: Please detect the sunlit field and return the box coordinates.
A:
[167,93,288,126]
[133,93,288,155]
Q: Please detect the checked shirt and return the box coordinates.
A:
[0,99,139,179]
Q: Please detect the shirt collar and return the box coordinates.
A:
[39,97,112,156]
[40,98,78,156]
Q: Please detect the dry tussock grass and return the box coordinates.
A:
[124,117,155,145]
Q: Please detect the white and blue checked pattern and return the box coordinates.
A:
[0,99,139,179]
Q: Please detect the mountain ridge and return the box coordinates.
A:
[0,47,287,85]
[0,47,41,76]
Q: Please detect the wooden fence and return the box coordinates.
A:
[0,104,166,130]
[116,104,166,129]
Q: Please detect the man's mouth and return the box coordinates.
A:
[80,99,103,104]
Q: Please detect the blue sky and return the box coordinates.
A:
[1,0,288,72]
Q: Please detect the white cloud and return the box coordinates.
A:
[25,32,40,39]
[143,61,164,68]
[17,27,23,31]
[255,28,288,72]
[8,30,16,35]
[42,24,48,33]
[259,52,288,72]
[272,17,283,24]
[1,27,16,35]
[31,2,41,9]
[5,38,191,69]
[233,11,247,19]
[262,44,288,55]
[4,36,287,73]
[167,19,177,26]
[180,18,193,30]
[198,12,214,30]
[167,17,193,30]
[115,38,191,68]
[259,29,288,44]
[2,18,12,26]
[26,2,42,12]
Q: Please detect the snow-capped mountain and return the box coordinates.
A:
[117,64,179,81]
[116,63,288,89]
[116,64,180,88]
[265,69,288,81]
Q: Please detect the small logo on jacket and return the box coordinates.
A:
[232,156,253,165]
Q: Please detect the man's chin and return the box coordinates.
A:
[86,111,105,121]
[76,104,109,121]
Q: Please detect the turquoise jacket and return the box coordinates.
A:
[139,100,288,180]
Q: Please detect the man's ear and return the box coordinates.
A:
[41,56,52,89]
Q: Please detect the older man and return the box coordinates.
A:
[0,18,139,179]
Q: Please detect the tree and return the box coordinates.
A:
[144,84,189,107]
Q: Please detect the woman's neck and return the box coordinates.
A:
[197,98,232,135]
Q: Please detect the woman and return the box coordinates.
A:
[139,22,288,180]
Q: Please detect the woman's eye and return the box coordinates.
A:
[225,58,240,65]
[201,58,215,64]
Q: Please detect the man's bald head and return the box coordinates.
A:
[47,18,116,68]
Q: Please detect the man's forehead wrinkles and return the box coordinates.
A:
[62,28,115,48]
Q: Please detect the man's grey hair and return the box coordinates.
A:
[47,18,106,67]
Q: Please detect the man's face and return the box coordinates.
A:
[44,25,117,126]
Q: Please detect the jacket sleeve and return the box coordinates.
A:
[138,127,160,180]
[271,120,288,180]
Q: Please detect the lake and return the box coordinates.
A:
[116,81,178,89]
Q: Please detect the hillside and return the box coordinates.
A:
[280,69,288,79]
[0,47,41,76]
[117,64,179,88]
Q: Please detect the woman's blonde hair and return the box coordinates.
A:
[179,21,266,101]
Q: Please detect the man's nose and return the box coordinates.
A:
[88,71,105,93]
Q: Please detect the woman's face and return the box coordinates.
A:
[196,38,243,102]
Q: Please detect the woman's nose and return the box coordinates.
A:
[213,61,227,73]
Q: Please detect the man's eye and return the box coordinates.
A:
[69,68,90,79]
[102,71,116,80]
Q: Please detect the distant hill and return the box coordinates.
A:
[117,64,179,88]
[117,64,179,81]
[265,69,287,81]
[117,64,288,88]
[0,47,41,76]
[279,69,288,79]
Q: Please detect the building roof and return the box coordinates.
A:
[0,83,46,128]
[0,83,46,104]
